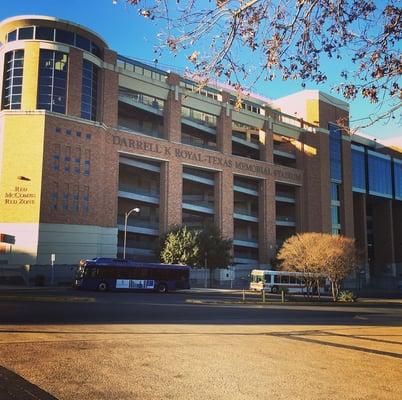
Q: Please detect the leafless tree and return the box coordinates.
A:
[124,1,401,131]
[277,233,359,301]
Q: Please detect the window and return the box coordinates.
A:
[64,146,71,173]
[329,123,342,182]
[62,183,70,211]
[51,182,58,210]
[91,42,101,58]
[84,149,91,176]
[2,50,24,110]
[76,34,91,51]
[35,27,55,41]
[394,159,402,200]
[7,30,17,42]
[81,60,98,121]
[331,206,340,225]
[37,50,68,114]
[72,185,79,211]
[367,150,392,198]
[18,27,34,40]
[55,29,75,45]
[352,145,366,193]
[52,144,61,171]
[331,183,340,201]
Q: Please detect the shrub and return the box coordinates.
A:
[337,290,357,302]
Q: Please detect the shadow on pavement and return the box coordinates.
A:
[269,330,402,360]
[0,366,58,400]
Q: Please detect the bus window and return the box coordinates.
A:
[264,274,271,284]
[274,275,280,283]
[281,275,290,284]
[85,267,98,278]
[156,268,169,280]
[289,276,296,284]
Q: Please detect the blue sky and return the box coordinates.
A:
[1,0,400,141]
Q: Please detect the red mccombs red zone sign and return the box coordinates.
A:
[0,234,15,244]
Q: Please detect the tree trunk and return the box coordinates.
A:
[316,278,321,301]
[331,280,337,302]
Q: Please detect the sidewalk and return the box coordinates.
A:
[0,285,70,291]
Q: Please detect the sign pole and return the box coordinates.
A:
[50,253,55,286]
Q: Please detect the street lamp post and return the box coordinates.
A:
[123,207,140,259]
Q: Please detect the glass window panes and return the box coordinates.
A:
[7,30,17,42]
[394,159,402,200]
[35,26,55,41]
[81,60,98,121]
[91,42,101,58]
[75,34,91,51]
[2,50,24,110]
[37,49,68,114]
[367,150,392,198]
[331,183,340,201]
[331,206,340,225]
[55,29,75,45]
[352,145,366,192]
[329,123,342,182]
[18,27,34,40]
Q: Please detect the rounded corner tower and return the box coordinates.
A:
[0,15,119,265]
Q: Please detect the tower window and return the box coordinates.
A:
[2,50,24,110]
[81,60,98,121]
[37,49,68,114]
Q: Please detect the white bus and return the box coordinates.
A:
[250,269,329,294]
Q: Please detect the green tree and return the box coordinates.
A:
[277,233,359,301]
[160,225,201,266]
[198,224,232,270]
[159,225,232,274]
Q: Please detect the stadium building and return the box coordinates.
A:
[0,15,401,287]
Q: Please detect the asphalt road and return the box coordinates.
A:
[0,288,401,400]
[0,288,401,326]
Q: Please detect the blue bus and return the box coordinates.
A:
[74,258,190,293]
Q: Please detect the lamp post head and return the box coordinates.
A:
[133,207,140,213]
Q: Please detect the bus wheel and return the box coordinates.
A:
[97,282,108,292]
[271,286,279,294]
[157,283,168,293]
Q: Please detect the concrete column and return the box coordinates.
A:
[258,177,276,265]
[340,137,354,237]
[298,130,331,233]
[393,201,402,263]
[372,199,395,276]
[217,91,232,154]
[21,42,40,111]
[353,194,368,264]
[295,186,304,233]
[66,47,83,118]
[214,169,233,239]
[164,73,181,142]
[159,160,182,233]
[101,49,118,127]
[260,117,274,163]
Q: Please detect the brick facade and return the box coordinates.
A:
[1,15,401,276]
